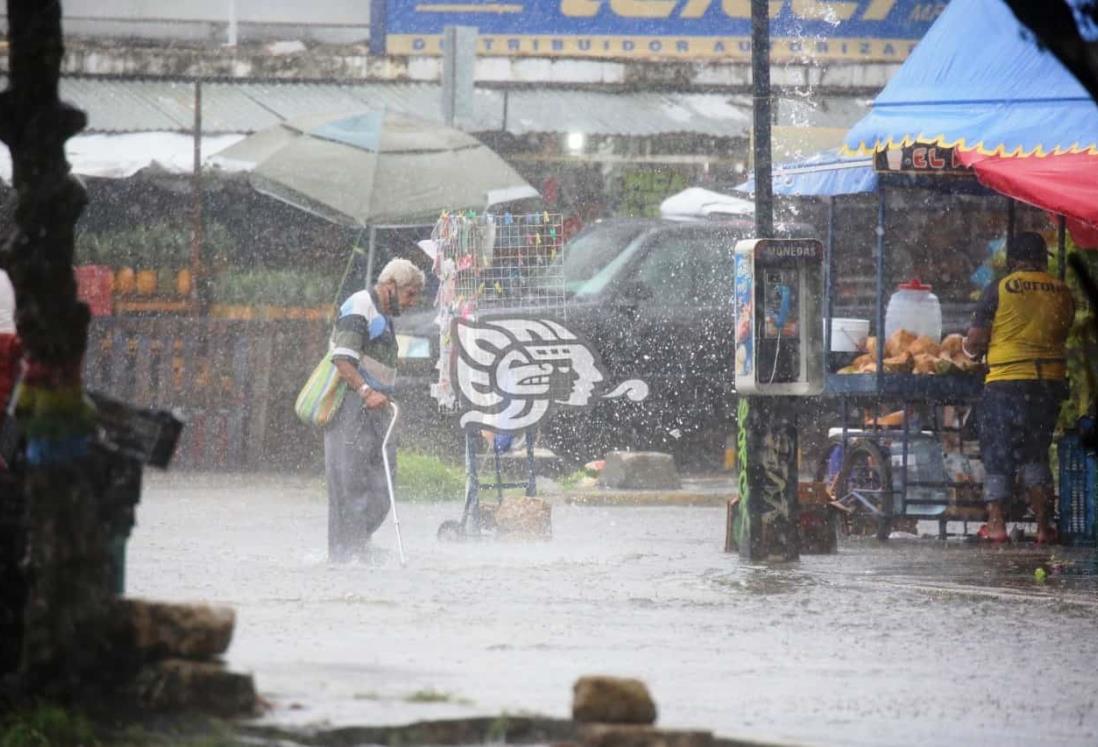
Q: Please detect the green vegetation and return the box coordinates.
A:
[402,689,473,706]
[1,704,97,747]
[0,704,243,747]
[76,222,235,271]
[396,452,465,502]
[1050,236,1098,431]
[208,269,337,307]
[485,714,511,742]
[556,469,587,489]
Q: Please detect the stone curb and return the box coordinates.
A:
[239,715,799,747]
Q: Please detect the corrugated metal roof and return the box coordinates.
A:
[218,82,506,133]
[52,78,831,140]
[60,78,195,132]
[503,90,753,137]
[198,84,283,133]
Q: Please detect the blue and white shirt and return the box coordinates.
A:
[329,289,398,394]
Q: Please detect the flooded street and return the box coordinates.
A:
[130,473,1098,747]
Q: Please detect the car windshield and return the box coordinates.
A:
[558,223,648,292]
[574,227,748,300]
[573,239,646,299]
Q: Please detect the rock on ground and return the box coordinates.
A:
[599,453,680,491]
[116,598,235,659]
[573,675,657,725]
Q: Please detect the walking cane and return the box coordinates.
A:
[381,401,407,567]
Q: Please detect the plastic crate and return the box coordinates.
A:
[1058,434,1097,545]
[75,264,113,317]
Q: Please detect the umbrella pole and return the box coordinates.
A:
[334,228,367,307]
[365,225,378,287]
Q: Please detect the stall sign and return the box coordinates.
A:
[874,144,972,175]
[371,0,947,62]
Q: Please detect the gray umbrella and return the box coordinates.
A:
[214,109,537,227]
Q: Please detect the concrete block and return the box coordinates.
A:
[135,658,257,716]
[598,452,680,491]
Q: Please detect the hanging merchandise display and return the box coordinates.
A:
[429,210,566,412]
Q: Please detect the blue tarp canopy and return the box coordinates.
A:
[843,0,1098,157]
[735,149,876,197]
[734,147,1001,197]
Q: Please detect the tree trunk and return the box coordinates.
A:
[0,0,112,698]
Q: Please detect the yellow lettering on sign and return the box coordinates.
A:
[861,0,895,20]
[790,0,857,21]
[721,0,781,19]
[680,0,712,18]
[610,0,675,17]
[560,0,600,16]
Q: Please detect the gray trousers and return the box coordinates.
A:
[324,392,396,561]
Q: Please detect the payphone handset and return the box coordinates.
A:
[733,239,824,396]
[763,269,798,339]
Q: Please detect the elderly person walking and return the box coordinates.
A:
[326,258,425,562]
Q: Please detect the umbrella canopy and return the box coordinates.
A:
[213,110,537,227]
[658,187,754,221]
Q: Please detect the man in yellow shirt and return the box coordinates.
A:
[964,232,1074,543]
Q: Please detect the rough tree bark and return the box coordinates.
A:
[0,0,111,698]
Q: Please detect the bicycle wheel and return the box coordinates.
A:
[833,438,894,541]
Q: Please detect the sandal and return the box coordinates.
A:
[976,524,1010,543]
[1036,526,1060,545]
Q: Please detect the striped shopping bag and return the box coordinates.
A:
[294,355,346,428]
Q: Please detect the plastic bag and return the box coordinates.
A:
[294,355,346,428]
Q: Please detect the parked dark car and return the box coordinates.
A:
[396,218,768,466]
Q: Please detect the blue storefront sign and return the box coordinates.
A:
[371,0,947,61]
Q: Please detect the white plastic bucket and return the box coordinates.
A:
[827,318,870,352]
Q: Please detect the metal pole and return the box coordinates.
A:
[824,197,835,363]
[1058,214,1067,280]
[751,0,773,237]
[1006,197,1016,242]
[381,403,406,566]
[729,0,798,562]
[191,79,205,312]
[525,428,537,497]
[227,0,238,46]
[365,225,378,288]
[875,187,886,386]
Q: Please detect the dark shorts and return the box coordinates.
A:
[978,379,1068,501]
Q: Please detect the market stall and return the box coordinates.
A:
[737,0,1098,542]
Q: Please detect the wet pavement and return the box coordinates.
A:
[130,473,1098,747]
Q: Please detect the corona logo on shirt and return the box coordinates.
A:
[452,317,648,433]
[1004,278,1062,294]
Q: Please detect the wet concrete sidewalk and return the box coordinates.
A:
[131,473,1098,747]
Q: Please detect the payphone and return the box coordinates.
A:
[733,238,824,395]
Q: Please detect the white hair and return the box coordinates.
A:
[378,258,425,291]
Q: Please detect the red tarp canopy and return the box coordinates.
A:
[958,151,1098,246]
